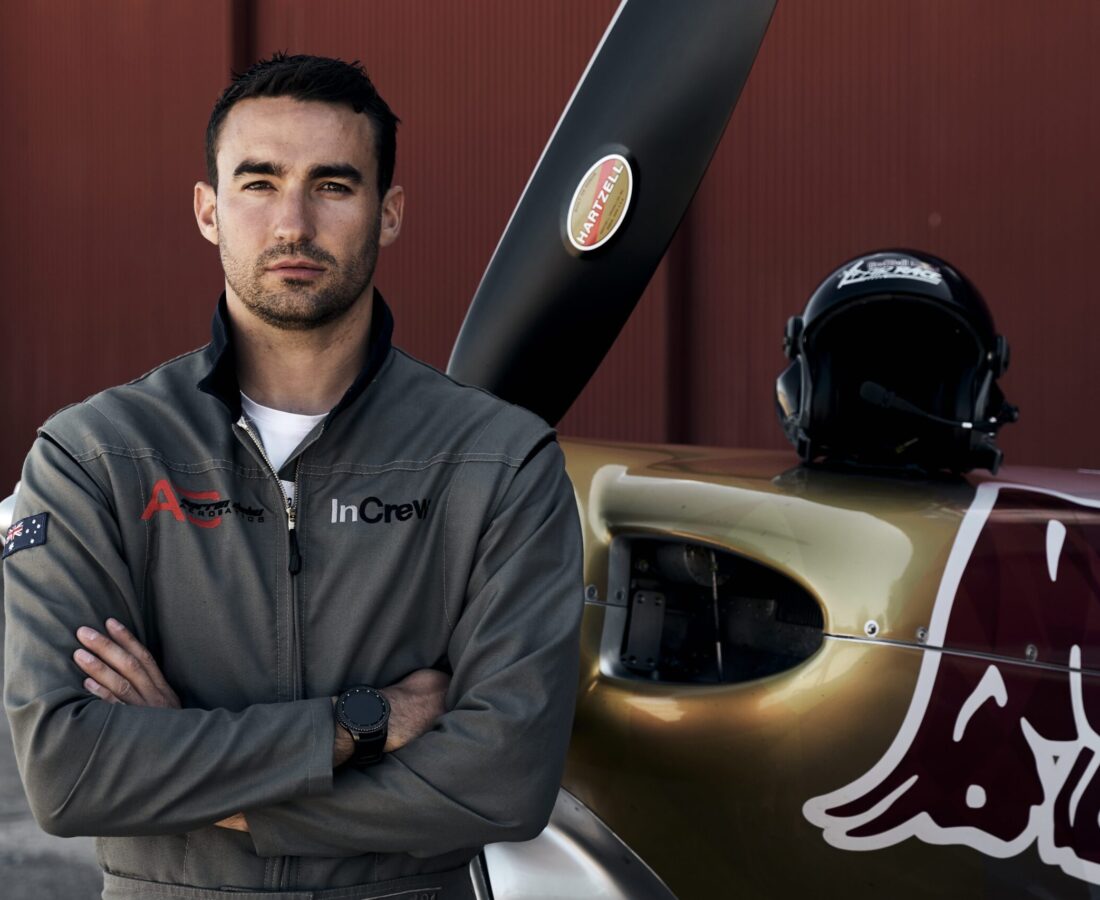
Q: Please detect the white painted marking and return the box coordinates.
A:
[1032,646,1100,884]
[953,665,1008,742]
[818,775,920,849]
[1068,743,1100,827]
[1047,519,1066,582]
[804,483,1100,886]
[966,785,987,809]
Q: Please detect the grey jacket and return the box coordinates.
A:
[2,293,584,895]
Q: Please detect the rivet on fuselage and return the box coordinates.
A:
[864,620,880,638]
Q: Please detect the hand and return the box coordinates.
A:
[332,668,450,767]
[73,618,180,708]
[215,812,249,832]
[73,619,247,832]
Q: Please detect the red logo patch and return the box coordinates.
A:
[141,479,223,529]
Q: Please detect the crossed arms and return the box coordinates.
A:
[3,432,583,858]
[71,619,449,832]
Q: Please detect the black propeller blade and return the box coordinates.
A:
[447,0,777,425]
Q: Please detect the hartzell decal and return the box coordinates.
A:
[803,482,1100,887]
[331,496,432,525]
[566,153,633,252]
[837,257,943,289]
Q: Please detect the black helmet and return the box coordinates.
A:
[776,250,1018,474]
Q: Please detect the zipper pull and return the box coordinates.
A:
[288,507,302,575]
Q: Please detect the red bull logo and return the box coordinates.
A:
[804,481,1100,886]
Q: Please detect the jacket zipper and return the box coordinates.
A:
[237,416,312,701]
[238,418,303,575]
[238,416,310,890]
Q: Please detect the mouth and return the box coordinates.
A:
[265,260,327,279]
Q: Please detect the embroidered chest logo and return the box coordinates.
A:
[140,479,266,529]
[330,496,432,525]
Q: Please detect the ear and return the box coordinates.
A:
[194,182,219,246]
[378,185,405,248]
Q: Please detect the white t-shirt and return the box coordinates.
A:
[240,393,327,504]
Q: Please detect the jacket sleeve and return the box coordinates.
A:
[2,435,335,837]
[245,438,584,858]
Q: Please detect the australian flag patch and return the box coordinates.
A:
[3,513,48,559]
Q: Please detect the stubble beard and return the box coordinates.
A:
[220,215,381,331]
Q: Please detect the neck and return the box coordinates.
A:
[228,286,375,415]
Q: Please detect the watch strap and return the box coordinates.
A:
[349,729,386,766]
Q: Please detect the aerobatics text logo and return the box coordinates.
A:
[140,479,265,528]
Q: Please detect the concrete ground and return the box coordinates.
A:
[1,607,103,898]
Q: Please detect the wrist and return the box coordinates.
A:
[333,685,389,767]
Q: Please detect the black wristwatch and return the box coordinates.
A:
[335,685,390,767]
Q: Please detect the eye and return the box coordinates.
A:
[242,181,273,191]
[319,182,352,194]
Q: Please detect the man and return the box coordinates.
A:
[3,54,583,898]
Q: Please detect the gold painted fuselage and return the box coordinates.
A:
[561,438,1100,899]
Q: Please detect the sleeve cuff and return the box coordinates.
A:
[248,696,334,858]
[307,695,335,797]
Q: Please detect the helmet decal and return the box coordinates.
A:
[837,256,944,289]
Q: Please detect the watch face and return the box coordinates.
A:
[342,689,387,729]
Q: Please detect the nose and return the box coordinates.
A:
[272,186,316,244]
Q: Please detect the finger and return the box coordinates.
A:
[215,813,249,832]
[83,677,125,705]
[74,649,138,704]
[105,618,179,703]
[76,626,160,704]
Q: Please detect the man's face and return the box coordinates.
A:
[195,97,403,331]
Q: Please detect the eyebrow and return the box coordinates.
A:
[307,163,363,184]
[233,159,285,179]
[231,160,363,185]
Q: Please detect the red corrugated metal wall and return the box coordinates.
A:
[3,0,1098,492]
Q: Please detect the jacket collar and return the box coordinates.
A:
[197,288,395,422]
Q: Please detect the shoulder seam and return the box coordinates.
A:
[302,452,525,477]
[69,444,269,478]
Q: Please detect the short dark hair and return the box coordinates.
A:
[205,52,399,196]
